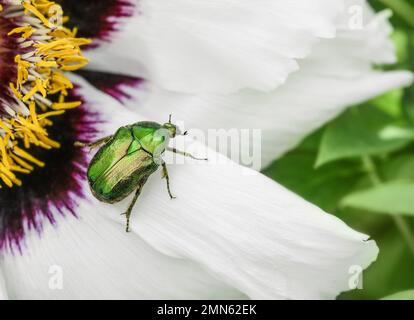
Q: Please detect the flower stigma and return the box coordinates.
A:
[0,0,90,188]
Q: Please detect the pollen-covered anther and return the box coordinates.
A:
[0,0,91,188]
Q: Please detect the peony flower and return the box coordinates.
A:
[87,0,413,167]
[0,0,410,299]
[0,75,379,299]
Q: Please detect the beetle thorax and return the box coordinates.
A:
[132,123,170,156]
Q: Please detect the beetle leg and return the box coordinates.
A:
[167,147,208,161]
[74,135,113,150]
[123,186,142,233]
[161,162,176,200]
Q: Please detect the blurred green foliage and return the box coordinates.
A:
[263,0,414,300]
[382,289,414,300]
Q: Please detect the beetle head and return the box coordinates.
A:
[163,115,187,138]
[163,122,180,138]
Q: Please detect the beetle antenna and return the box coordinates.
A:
[168,114,172,124]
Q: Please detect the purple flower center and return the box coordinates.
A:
[0,91,99,253]
[57,0,135,47]
[77,70,144,103]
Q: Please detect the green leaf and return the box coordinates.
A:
[341,227,414,300]
[316,106,410,167]
[379,0,414,29]
[382,290,414,300]
[341,182,414,216]
[392,30,409,64]
[380,154,414,181]
[263,133,363,212]
[371,89,404,118]
[380,125,414,140]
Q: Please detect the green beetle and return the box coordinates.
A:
[75,116,206,232]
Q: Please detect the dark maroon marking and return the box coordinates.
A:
[0,91,101,253]
[77,70,144,104]
[56,0,135,48]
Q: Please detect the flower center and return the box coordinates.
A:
[56,0,134,45]
[0,0,90,188]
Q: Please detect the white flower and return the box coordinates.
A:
[87,0,344,93]
[0,0,409,300]
[0,269,7,299]
[0,77,378,299]
[87,0,413,167]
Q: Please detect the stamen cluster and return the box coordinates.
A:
[0,0,90,188]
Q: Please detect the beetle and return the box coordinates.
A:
[75,116,206,232]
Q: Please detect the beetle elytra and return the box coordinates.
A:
[75,116,206,232]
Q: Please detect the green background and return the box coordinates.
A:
[263,0,414,300]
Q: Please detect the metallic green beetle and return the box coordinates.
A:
[75,116,206,232]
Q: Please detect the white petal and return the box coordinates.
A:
[0,76,245,299]
[121,1,413,168]
[62,78,377,299]
[86,0,343,93]
[301,2,396,78]
[0,267,8,300]
[1,205,244,299]
[124,70,413,169]
[106,140,378,300]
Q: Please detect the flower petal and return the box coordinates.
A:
[124,70,413,169]
[121,1,413,168]
[86,0,343,93]
[297,3,396,77]
[76,77,378,299]
[1,206,244,299]
[117,140,379,300]
[0,76,245,299]
[0,268,8,300]
[0,94,99,251]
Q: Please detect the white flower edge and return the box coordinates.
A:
[1,205,247,299]
[84,2,414,169]
[86,0,344,93]
[122,70,413,169]
[119,1,414,168]
[1,77,377,299]
[0,268,8,300]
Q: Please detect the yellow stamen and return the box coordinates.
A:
[52,101,82,110]
[0,0,91,188]
[37,110,66,119]
[8,26,36,38]
[23,2,52,28]
[0,139,10,168]
[11,155,35,172]
[0,174,14,188]
[14,147,45,168]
